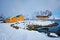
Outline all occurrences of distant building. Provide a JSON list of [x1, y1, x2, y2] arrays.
[[36, 10, 52, 20], [36, 16, 48, 20]]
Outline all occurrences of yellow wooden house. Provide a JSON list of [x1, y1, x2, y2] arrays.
[[6, 15, 24, 23], [11, 17, 18, 23], [5, 18, 11, 23], [18, 15, 24, 21]]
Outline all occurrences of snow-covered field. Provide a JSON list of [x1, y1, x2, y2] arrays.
[[0, 20, 60, 40]]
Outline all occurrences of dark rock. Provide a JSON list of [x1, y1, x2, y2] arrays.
[[41, 22, 58, 28], [13, 26, 19, 29], [51, 22, 59, 26], [27, 22, 58, 30], [10, 24, 19, 29], [11, 24, 14, 27], [27, 25, 42, 30], [56, 29, 60, 36]]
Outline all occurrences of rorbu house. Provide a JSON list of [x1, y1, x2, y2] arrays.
[[5, 15, 24, 23], [11, 16, 18, 23], [5, 18, 11, 23], [36, 15, 48, 20], [16, 15, 24, 21], [5, 17, 18, 23], [36, 10, 52, 20]]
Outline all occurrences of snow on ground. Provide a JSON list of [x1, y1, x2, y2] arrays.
[[0, 20, 60, 40], [49, 33, 58, 37], [15, 20, 55, 29], [24, 20, 55, 26]]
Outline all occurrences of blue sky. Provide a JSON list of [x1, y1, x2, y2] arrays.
[[0, 0, 60, 19]]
